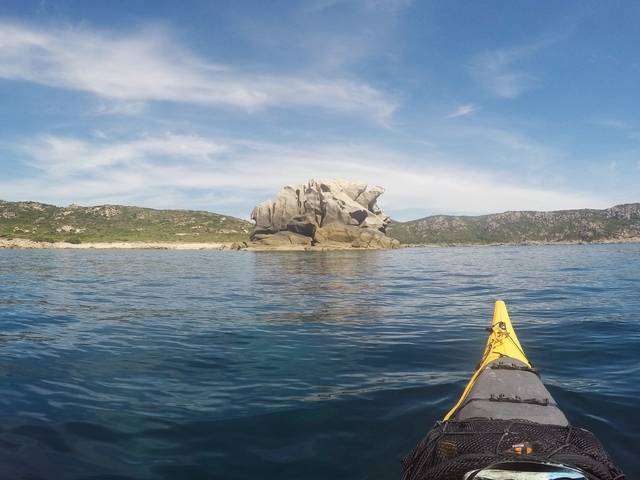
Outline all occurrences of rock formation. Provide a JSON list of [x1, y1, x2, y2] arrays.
[[250, 179, 400, 249]]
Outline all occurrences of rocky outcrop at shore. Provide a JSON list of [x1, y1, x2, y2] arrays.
[[250, 179, 400, 249]]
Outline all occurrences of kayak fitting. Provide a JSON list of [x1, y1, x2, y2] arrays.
[[401, 300, 625, 480]]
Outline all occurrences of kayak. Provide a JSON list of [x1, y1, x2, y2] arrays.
[[402, 300, 625, 480]]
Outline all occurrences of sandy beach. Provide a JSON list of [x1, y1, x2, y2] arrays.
[[0, 238, 241, 250]]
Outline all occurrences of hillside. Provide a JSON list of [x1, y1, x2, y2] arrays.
[[387, 204, 640, 245], [0, 201, 251, 244], [3, 200, 640, 247]]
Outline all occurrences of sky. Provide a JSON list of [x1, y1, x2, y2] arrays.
[[0, 0, 639, 220]]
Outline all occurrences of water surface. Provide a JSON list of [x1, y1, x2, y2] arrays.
[[0, 245, 637, 479]]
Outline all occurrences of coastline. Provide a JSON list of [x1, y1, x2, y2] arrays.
[[0, 238, 388, 251], [0, 238, 241, 250], [2, 237, 640, 250], [401, 237, 640, 248]]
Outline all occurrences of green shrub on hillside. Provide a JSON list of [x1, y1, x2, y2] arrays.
[[0, 201, 252, 244]]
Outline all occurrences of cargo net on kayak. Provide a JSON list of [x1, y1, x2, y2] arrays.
[[402, 419, 625, 480]]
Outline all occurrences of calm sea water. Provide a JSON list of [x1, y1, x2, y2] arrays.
[[0, 245, 637, 479]]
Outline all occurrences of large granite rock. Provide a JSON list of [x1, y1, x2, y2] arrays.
[[250, 179, 399, 249]]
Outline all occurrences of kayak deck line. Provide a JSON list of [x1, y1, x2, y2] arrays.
[[488, 363, 539, 375], [444, 300, 532, 421], [462, 395, 559, 407]]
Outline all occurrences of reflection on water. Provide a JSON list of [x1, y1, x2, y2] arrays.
[[251, 251, 389, 324], [0, 245, 638, 479]]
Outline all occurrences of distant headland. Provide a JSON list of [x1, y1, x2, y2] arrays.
[[388, 203, 640, 246], [1, 180, 639, 250]]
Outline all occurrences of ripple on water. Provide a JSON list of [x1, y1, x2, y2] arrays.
[[0, 245, 638, 479]]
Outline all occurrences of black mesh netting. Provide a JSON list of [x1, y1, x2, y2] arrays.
[[402, 420, 625, 480]]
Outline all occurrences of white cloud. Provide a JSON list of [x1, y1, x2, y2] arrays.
[[3, 133, 608, 219], [446, 104, 477, 119], [0, 21, 395, 121], [20, 133, 226, 176]]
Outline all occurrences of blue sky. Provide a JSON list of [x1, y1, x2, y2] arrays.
[[0, 0, 638, 220]]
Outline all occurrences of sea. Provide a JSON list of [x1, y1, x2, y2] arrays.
[[0, 244, 637, 479]]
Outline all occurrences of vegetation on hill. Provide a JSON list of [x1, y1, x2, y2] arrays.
[[387, 204, 640, 245], [0, 201, 251, 243], [3, 199, 640, 246]]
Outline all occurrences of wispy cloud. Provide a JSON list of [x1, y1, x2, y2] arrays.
[[303, 0, 413, 14], [5, 132, 606, 219], [590, 117, 640, 140], [20, 133, 227, 176], [95, 101, 148, 116], [591, 118, 630, 130], [469, 38, 558, 99], [0, 21, 396, 121], [446, 104, 477, 119]]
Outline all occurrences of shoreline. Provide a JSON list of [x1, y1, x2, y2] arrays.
[[0, 238, 241, 250], [2, 237, 640, 251], [0, 238, 389, 251], [401, 237, 640, 248]]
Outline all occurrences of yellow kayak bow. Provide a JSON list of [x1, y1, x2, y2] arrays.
[[444, 300, 532, 420]]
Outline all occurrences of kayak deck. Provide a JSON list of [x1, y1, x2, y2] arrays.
[[452, 357, 568, 425], [445, 300, 568, 426]]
